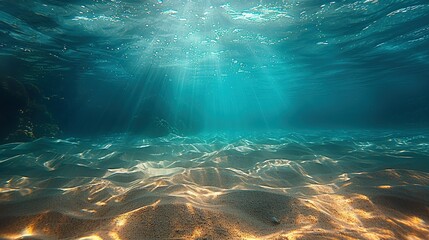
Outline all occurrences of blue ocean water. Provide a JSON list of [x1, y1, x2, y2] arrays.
[[1, 0, 429, 239], [1, 0, 429, 134]]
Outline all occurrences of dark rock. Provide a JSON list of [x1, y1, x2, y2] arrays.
[[0, 77, 29, 140], [144, 117, 174, 137], [0, 77, 29, 111], [24, 82, 43, 103], [1, 77, 61, 143], [33, 123, 61, 138], [271, 216, 281, 225], [6, 129, 35, 142]]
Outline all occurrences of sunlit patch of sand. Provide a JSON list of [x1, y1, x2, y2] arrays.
[[1, 187, 428, 239], [1, 132, 429, 239]]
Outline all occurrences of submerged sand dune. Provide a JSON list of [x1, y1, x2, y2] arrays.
[[1, 131, 429, 239]]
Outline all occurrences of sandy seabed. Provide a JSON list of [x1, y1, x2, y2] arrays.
[[0, 131, 428, 239]]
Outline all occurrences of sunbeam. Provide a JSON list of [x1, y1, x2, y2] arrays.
[[1, 0, 429, 239]]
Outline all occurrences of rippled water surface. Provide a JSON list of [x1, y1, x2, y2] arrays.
[[1, 0, 429, 129]]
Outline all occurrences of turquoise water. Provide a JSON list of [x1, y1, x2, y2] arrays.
[[1, 0, 429, 239], [1, 0, 429, 135]]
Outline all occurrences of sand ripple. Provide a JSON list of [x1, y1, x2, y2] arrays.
[[1, 130, 429, 239]]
